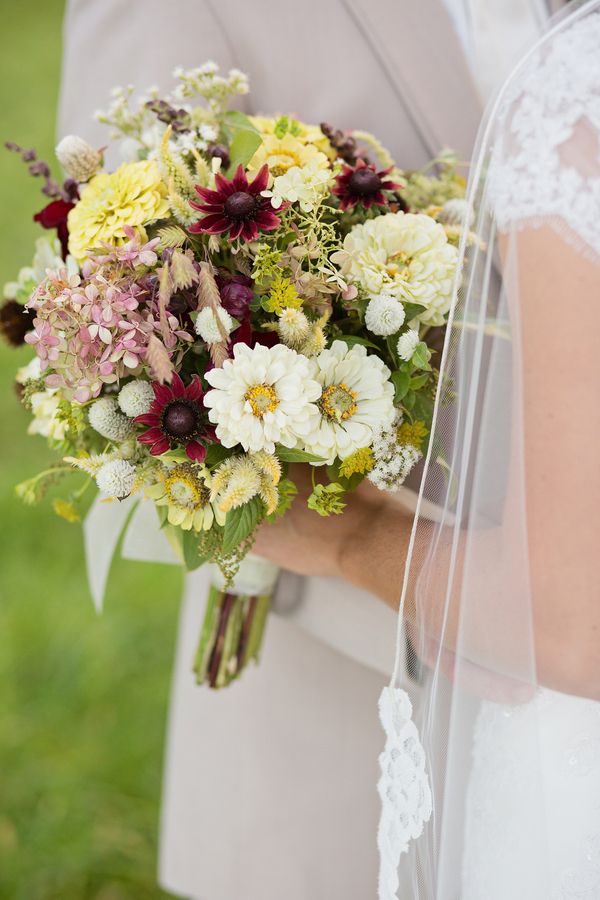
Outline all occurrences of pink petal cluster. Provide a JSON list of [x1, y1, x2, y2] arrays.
[[26, 252, 192, 403]]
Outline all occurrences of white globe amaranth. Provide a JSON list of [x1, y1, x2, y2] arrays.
[[365, 294, 405, 336], [306, 340, 396, 464], [195, 306, 234, 344], [204, 342, 322, 454], [95, 459, 136, 498], [117, 379, 155, 417], [438, 197, 474, 228], [332, 211, 458, 327], [88, 397, 135, 441], [397, 328, 420, 362], [55, 135, 102, 182]]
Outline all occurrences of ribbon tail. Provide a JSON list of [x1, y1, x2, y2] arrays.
[[83, 495, 139, 614]]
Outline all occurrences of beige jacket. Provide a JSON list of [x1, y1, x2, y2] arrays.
[[60, 3, 481, 898]]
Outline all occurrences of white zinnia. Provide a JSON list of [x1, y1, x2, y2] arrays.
[[88, 397, 135, 441], [118, 379, 155, 417], [204, 343, 322, 454], [397, 328, 420, 362], [195, 306, 234, 344], [96, 459, 136, 498], [332, 211, 458, 327], [365, 294, 405, 336], [306, 340, 395, 464]]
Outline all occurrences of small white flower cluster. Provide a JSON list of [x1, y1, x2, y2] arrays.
[[171, 63, 249, 111], [264, 159, 333, 213], [367, 415, 421, 492], [195, 307, 234, 344], [88, 397, 135, 441], [118, 379, 155, 417]]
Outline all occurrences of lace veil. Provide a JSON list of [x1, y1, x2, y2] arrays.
[[379, 2, 600, 897]]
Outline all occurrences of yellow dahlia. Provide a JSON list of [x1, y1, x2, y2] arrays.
[[67, 161, 169, 261]]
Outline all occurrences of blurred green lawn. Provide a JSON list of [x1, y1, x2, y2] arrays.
[[0, 4, 181, 898]]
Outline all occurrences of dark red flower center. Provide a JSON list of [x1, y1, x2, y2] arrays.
[[348, 168, 382, 196], [162, 400, 200, 439], [224, 191, 257, 220]]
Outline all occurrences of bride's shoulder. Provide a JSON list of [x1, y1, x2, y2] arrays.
[[488, 8, 600, 256]]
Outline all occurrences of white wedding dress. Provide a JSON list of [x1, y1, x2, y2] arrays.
[[454, 11, 600, 900]]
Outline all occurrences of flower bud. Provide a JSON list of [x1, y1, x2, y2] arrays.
[[55, 135, 102, 182]]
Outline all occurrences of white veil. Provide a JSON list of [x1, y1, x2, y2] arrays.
[[381, 2, 600, 897]]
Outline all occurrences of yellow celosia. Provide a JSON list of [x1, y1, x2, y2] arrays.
[[262, 274, 303, 315], [67, 160, 169, 261], [211, 452, 281, 515], [339, 447, 375, 479]]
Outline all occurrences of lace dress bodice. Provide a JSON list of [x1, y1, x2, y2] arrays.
[[488, 12, 600, 260]]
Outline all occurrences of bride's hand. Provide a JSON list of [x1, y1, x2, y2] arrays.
[[252, 464, 410, 603]]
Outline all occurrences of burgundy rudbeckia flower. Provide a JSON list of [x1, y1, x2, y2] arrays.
[[189, 164, 281, 242], [332, 158, 402, 212], [34, 198, 75, 259], [135, 373, 215, 462]]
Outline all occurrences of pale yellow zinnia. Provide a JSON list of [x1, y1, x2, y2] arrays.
[[67, 160, 169, 261], [250, 115, 334, 159], [248, 132, 330, 177]]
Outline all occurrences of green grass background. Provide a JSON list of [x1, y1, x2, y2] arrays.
[[0, 3, 181, 897]]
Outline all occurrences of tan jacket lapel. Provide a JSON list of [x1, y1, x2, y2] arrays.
[[344, 0, 482, 161]]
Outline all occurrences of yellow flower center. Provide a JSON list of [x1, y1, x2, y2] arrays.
[[164, 465, 209, 509], [319, 383, 358, 423], [266, 148, 302, 177], [245, 384, 280, 418], [387, 250, 412, 280]]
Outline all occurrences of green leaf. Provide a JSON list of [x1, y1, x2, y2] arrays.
[[204, 443, 235, 468], [409, 373, 430, 391], [223, 110, 258, 132], [391, 370, 411, 402], [402, 302, 427, 322], [411, 392, 435, 426], [336, 334, 381, 351], [403, 390, 416, 411], [181, 528, 205, 571], [275, 446, 327, 464], [228, 128, 263, 172], [221, 496, 265, 557], [412, 341, 432, 370], [223, 112, 263, 173]]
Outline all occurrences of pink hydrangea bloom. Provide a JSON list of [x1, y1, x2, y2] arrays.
[[26, 242, 192, 403]]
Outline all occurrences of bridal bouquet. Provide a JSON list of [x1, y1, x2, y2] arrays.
[[2, 64, 468, 687]]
